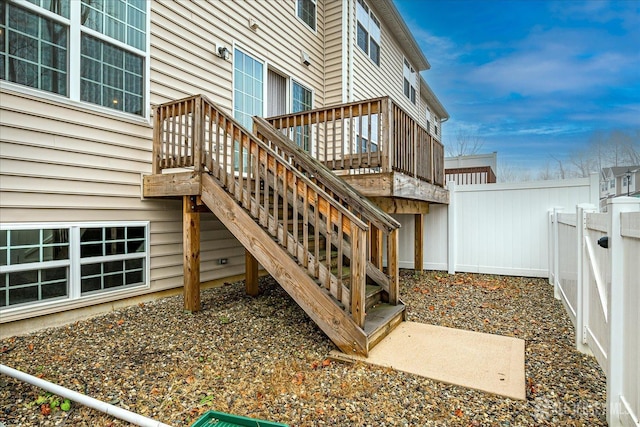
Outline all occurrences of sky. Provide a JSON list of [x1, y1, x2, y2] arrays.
[[394, 0, 640, 174]]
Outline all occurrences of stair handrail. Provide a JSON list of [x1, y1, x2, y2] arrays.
[[253, 117, 400, 234], [154, 94, 370, 326]]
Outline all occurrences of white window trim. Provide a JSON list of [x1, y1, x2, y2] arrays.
[[295, 0, 317, 33], [1, 0, 151, 121], [0, 221, 150, 319]]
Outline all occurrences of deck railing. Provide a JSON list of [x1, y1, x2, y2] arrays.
[[265, 96, 445, 187], [152, 95, 401, 328]]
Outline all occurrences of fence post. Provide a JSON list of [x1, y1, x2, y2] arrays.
[[548, 210, 554, 285], [606, 197, 640, 427], [552, 207, 563, 299], [447, 181, 456, 275], [575, 203, 596, 354]]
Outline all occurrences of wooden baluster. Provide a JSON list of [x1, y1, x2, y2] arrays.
[[387, 228, 399, 305], [314, 192, 320, 278], [283, 168, 289, 250], [357, 104, 363, 170], [194, 97, 202, 173], [367, 103, 372, 167], [272, 156, 279, 236], [262, 149, 270, 228], [325, 202, 332, 291], [336, 211, 343, 303], [350, 224, 366, 328], [292, 174, 299, 259], [153, 105, 162, 174], [303, 182, 309, 269]]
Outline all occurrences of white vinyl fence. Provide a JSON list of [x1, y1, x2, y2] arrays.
[[396, 174, 600, 276], [550, 197, 640, 427]]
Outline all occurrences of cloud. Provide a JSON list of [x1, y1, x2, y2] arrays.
[[467, 27, 638, 97]]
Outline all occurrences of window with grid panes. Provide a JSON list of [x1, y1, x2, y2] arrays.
[[0, 223, 148, 311], [297, 0, 316, 31], [356, 0, 380, 65], [403, 58, 416, 104], [0, 0, 147, 116]]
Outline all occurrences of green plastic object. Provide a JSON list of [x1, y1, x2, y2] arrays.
[[190, 410, 289, 427]]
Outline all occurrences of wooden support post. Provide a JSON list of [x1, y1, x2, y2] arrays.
[[387, 228, 399, 304], [370, 225, 383, 268], [245, 249, 259, 296], [183, 195, 201, 312], [414, 213, 424, 273]]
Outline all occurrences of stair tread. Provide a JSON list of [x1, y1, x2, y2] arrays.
[[363, 303, 405, 336]]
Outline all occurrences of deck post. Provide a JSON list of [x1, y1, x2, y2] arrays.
[[414, 213, 424, 272], [387, 228, 399, 304], [193, 97, 203, 173], [183, 195, 201, 312], [152, 105, 162, 175], [380, 97, 393, 174], [245, 249, 259, 296]]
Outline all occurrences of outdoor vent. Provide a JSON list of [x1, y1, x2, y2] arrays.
[[301, 50, 311, 66]]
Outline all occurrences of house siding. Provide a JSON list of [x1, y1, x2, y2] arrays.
[[0, 0, 326, 327], [324, 1, 345, 104], [347, 0, 423, 125], [1, 0, 446, 332], [151, 0, 326, 108]]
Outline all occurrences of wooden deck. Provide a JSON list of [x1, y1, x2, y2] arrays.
[[143, 95, 410, 356], [265, 96, 448, 209]]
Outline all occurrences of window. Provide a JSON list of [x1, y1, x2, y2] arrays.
[[355, 114, 379, 153], [233, 48, 263, 171], [292, 80, 312, 151], [0, 0, 148, 116], [1, 223, 148, 310], [356, 0, 380, 65], [233, 48, 263, 130], [403, 58, 416, 104], [297, 0, 316, 31]]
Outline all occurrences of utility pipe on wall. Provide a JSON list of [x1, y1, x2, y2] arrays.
[[0, 364, 172, 427]]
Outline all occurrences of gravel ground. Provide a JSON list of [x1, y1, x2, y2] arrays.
[[0, 271, 606, 426]]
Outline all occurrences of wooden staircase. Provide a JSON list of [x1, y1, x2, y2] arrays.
[[144, 95, 404, 356]]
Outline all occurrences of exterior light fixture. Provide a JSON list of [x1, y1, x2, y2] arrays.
[[625, 169, 632, 197], [217, 46, 230, 60]]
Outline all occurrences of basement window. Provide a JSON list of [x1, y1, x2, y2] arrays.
[[0, 222, 149, 311]]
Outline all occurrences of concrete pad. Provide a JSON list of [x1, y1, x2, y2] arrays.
[[331, 322, 525, 400]]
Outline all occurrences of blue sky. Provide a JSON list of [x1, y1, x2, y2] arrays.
[[394, 0, 640, 172]]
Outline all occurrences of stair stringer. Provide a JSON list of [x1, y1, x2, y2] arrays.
[[201, 173, 369, 356]]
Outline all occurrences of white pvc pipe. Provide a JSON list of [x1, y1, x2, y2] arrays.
[[0, 364, 172, 427]]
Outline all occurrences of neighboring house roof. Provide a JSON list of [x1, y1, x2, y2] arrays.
[[420, 76, 449, 120], [601, 166, 639, 180], [370, 0, 430, 71]]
